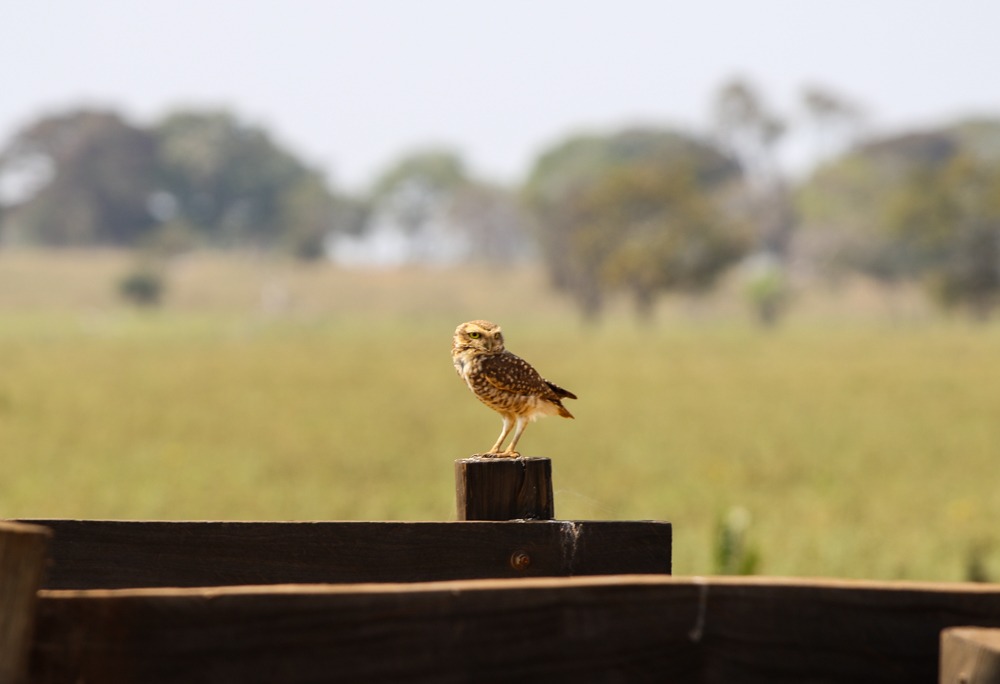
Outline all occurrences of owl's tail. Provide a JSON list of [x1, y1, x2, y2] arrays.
[[545, 380, 577, 401], [545, 380, 576, 419]]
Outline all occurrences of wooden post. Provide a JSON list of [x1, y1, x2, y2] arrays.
[[0, 521, 51, 684], [940, 627, 1000, 684], [455, 456, 554, 521]]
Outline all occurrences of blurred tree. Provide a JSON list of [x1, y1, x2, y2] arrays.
[[447, 181, 533, 262], [589, 165, 748, 320], [0, 109, 158, 246], [370, 148, 467, 233], [800, 83, 866, 161], [797, 119, 1000, 319], [884, 154, 1000, 319], [524, 127, 745, 320], [713, 77, 786, 190], [153, 110, 338, 257], [352, 148, 532, 265], [712, 77, 794, 257], [359, 148, 470, 263], [279, 174, 337, 260], [329, 191, 372, 238], [0, 106, 357, 259], [797, 126, 963, 282]]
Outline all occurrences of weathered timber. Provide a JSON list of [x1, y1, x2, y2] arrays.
[[940, 627, 1000, 684], [21, 519, 671, 589], [30, 577, 702, 684], [0, 521, 51, 684], [28, 576, 1000, 684], [692, 576, 1000, 684], [455, 456, 554, 520]]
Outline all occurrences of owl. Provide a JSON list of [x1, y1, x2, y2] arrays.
[[452, 320, 577, 457]]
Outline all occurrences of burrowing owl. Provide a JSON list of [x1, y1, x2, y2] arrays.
[[452, 320, 577, 457]]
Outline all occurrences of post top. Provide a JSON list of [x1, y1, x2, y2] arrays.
[[455, 455, 552, 463]]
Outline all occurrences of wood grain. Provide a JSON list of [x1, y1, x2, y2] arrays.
[[455, 456, 554, 520], [0, 521, 51, 684], [940, 627, 1000, 684], [21, 519, 671, 589], [30, 577, 703, 684], [28, 576, 1000, 684], [696, 577, 1000, 683]]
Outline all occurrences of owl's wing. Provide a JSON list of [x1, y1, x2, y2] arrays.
[[478, 352, 552, 396]]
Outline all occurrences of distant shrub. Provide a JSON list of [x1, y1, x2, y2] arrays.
[[743, 253, 790, 327], [118, 266, 165, 306], [964, 541, 995, 583], [713, 506, 761, 575]]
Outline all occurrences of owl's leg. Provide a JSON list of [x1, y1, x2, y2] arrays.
[[486, 414, 514, 456], [502, 416, 529, 457]]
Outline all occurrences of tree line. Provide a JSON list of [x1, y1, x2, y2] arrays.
[[0, 109, 365, 259], [2, 77, 1000, 320]]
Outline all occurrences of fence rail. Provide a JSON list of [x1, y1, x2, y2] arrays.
[[26, 574, 1000, 684], [20, 519, 671, 589]]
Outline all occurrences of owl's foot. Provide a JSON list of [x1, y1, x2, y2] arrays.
[[477, 451, 520, 459]]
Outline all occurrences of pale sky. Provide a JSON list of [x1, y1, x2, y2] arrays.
[[3, 0, 998, 190]]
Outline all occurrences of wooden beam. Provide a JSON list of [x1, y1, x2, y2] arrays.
[[693, 576, 1000, 683], [21, 520, 671, 589], [28, 576, 1000, 684], [455, 456, 554, 520], [940, 627, 1000, 684], [0, 521, 51, 684], [30, 577, 703, 684]]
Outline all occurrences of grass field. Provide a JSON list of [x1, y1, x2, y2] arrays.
[[1, 250, 999, 581]]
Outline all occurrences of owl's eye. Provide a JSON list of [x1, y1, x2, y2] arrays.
[[468, 331, 481, 339]]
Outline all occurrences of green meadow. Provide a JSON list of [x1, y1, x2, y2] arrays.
[[2, 251, 999, 582]]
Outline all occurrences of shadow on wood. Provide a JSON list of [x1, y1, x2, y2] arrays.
[[0, 521, 51, 684], [455, 456, 554, 520]]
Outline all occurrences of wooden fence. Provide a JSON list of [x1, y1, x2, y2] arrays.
[[23, 519, 672, 589], [0, 522, 50, 684], [3, 457, 1000, 682]]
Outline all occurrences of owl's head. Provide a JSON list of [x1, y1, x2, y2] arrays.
[[453, 320, 505, 354]]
